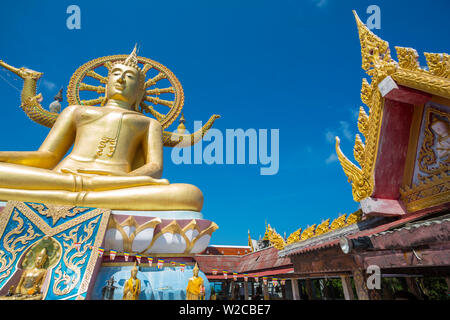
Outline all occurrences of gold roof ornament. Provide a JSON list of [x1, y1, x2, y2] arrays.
[[266, 211, 363, 250], [314, 219, 330, 236], [266, 224, 286, 250], [336, 11, 450, 202], [345, 209, 363, 225], [330, 214, 347, 231], [248, 230, 254, 252], [300, 225, 316, 241], [286, 227, 302, 245]]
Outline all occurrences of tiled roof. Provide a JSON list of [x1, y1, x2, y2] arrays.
[[280, 208, 447, 257], [195, 246, 292, 277]]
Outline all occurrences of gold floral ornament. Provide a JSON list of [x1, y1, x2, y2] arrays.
[[336, 11, 450, 202]]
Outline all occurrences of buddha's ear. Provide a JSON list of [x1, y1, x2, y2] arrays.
[[134, 89, 145, 112], [101, 84, 109, 106]]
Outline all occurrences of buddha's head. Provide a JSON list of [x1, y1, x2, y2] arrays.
[[34, 248, 48, 269], [105, 46, 146, 111], [131, 262, 138, 279], [193, 262, 199, 277]]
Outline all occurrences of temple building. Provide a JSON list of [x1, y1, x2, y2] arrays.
[[192, 11, 450, 300]]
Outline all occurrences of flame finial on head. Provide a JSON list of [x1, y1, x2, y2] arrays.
[[123, 44, 141, 71]]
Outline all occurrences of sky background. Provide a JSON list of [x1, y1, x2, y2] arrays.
[[0, 0, 449, 245]]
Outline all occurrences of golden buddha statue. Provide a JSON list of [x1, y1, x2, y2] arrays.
[[122, 262, 141, 300], [186, 263, 204, 300], [0, 248, 49, 300], [0, 47, 212, 211]]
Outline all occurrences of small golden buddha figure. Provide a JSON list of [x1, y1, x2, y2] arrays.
[[0, 47, 203, 211], [186, 263, 204, 300], [122, 263, 141, 300], [14, 248, 48, 299]]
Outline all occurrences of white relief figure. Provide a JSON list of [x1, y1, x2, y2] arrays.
[[430, 118, 450, 161]]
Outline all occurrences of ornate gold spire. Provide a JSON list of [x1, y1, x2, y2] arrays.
[[336, 11, 450, 203], [122, 44, 141, 72]]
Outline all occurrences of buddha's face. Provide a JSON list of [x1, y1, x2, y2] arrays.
[[34, 250, 47, 268], [106, 64, 140, 107], [131, 268, 138, 279]]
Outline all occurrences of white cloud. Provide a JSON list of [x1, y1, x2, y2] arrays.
[[325, 129, 335, 144], [312, 0, 328, 7], [349, 107, 359, 120], [339, 121, 352, 141], [325, 153, 338, 164], [42, 79, 56, 91], [325, 121, 352, 144]]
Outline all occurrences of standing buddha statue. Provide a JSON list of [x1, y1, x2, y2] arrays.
[[122, 262, 141, 300], [186, 263, 204, 300]]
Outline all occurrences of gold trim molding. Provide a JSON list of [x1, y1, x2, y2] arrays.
[[400, 172, 449, 212], [106, 216, 218, 255]]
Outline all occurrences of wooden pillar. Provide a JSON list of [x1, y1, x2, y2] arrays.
[[281, 281, 286, 299], [244, 281, 249, 300], [263, 281, 269, 300], [291, 278, 300, 300], [340, 275, 355, 300], [382, 278, 394, 300], [446, 278, 450, 296], [352, 269, 370, 300], [230, 281, 235, 300], [305, 278, 314, 300], [319, 279, 326, 300], [405, 277, 422, 299]]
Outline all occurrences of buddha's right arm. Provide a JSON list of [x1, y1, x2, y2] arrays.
[[0, 150, 59, 169], [0, 106, 77, 169]]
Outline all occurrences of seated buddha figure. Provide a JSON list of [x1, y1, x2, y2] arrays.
[[14, 248, 49, 299], [0, 49, 203, 211]]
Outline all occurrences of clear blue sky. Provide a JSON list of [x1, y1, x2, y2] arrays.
[[0, 0, 449, 245]]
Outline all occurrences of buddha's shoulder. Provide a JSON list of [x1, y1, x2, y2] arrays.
[[62, 104, 95, 114]]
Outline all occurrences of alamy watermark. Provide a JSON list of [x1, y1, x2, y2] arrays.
[[366, 265, 381, 290], [66, 5, 81, 30], [171, 122, 279, 176], [366, 5, 381, 30]]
